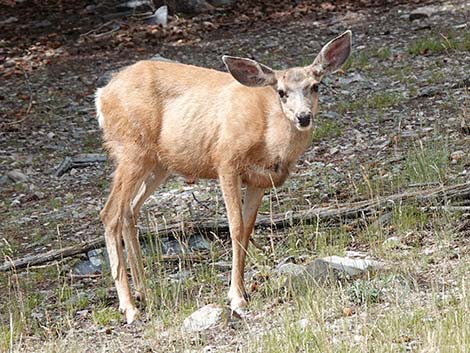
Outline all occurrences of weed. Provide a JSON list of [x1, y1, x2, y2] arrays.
[[402, 141, 449, 184], [91, 305, 121, 326], [347, 279, 383, 305]]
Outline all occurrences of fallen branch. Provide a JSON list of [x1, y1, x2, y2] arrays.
[[1, 182, 469, 272]]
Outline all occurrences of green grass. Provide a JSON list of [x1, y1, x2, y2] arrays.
[[408, 31, 470, 55], [403, 141, 449, 184], [311, 119, 342, 142], [336, 91, 403, 114], [92, 305, 121, 326]]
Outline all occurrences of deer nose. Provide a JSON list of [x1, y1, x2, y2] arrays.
[[296, 112, 312, 127]]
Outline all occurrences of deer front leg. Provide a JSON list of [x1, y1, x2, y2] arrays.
[[219, 172, 246, 312], [240, 185, 265, 274]]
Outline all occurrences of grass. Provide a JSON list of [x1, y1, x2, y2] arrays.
[[336, 91, 403, 114], [403, 141, 449, 184], [408, 31, 470, 55], [311, 119, 342, 142]]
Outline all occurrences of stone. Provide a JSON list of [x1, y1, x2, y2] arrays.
[[450, 150, 465, 162], [319, 256, 384, 276], [409, 6, 437, 21], [7, 170, 28, 183], [182, 304, 228, 333], [74, 260, 101, 275], [150, 54, 176, 63], [0, 175, 11, 186], [383, 236, 401, 247], [144, 5, 168, 27]]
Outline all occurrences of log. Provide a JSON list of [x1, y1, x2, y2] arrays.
[[1, 182, 469, 272]]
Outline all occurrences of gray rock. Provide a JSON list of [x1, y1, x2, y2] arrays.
[[74, 260, 102, 275], [409, 6, 437, 21], [383, 236, 401, 247], [7, 170, 29, 183], [182, 304, 228, 332], [150, 54, 177, 63], [318, 256, 384, 276], [88, 248, 109, 268], [144, 5, 168, 27], [0, 175, 11, 186]]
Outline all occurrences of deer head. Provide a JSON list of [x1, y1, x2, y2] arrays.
[[223, 30, 352, 131]]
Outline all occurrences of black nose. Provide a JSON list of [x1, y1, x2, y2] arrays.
[[296, 112, 312, 127]]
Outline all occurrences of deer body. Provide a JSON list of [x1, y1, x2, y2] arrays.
[[97, 31, 352, 323], [99, 61, 310, 187]]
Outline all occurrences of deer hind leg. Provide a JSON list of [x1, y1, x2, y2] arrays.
[[127, 165, 169, 301], [100, 159, 155, 324]]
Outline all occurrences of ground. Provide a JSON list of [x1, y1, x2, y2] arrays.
[[0, 0, 469, 352]]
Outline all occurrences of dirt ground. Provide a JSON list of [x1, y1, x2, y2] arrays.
[[0, 0, 469, 352]]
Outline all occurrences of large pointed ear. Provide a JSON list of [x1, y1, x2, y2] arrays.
[[310, 30, 352, 77], [222, 56, 277, 87]]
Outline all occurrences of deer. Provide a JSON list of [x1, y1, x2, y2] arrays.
[[96, 30, 352, 324]]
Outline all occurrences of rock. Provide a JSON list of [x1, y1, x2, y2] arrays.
[[450, 150, 465, 162], [74, 260, 102, 275], [188, 234, 210, 251], [182, 304, 228, 333], [383, 236, 401, 247], [297, 318, 309, 332], [144, 5, 168, 27], [0, 17, 18, 25], [88, 248, 109, 268], [318, 256, 384, 276], [7, 170, 28, 183], [409, 6, 437, 21], [150, 54, 177, 63], [0, 175, 11, 186]]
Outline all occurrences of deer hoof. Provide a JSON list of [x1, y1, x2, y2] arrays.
[[230, 296, 248, 314], [122, 306, 141, 324]]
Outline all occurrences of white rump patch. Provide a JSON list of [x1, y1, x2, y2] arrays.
[[95, 88, 105, 128]]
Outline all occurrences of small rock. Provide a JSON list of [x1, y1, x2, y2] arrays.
[[144, 5, 168, 26], [76, 309, 89, 317], [409, 6, 437, 21], [150, 54, 177, 63], [182, 304, 228, 333], [275, 262, 305, 276], [74, 260, 102, 275], [450, 150, 465, 162], [88, 248, 109, 268], [0, 175, 11, 186], [317, 256, 384, 277], [7, 170, 29, 183], [297, 318, 309, 332], [383, 236, 401, 247], [0, 17, 18, 25]]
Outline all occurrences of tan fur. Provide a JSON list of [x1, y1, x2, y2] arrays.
[[97, 31, 352, 323]]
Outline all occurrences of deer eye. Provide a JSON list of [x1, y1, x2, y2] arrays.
[[311, 84, 319, 93], [278, 89, 286, 98]]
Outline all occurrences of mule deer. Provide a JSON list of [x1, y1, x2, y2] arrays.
[[96, 30, 352, 323]]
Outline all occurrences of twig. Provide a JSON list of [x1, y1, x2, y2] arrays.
[[1, 183, 469, 272]]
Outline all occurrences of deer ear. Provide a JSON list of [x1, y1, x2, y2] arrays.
[[310, 30, 352, 77], [222, 56, 276, 87]]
